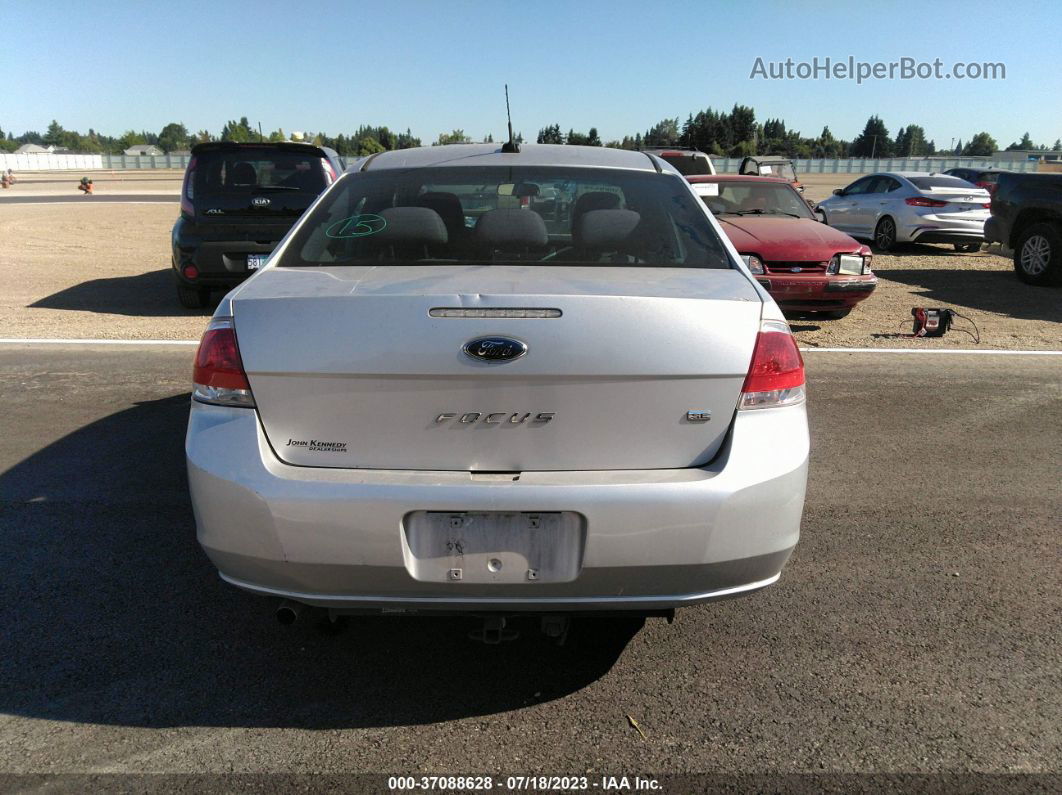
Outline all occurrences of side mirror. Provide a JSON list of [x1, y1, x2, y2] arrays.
[[832, 188, 844, 196]]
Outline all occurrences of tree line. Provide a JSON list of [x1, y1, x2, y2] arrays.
[[2, 111, 1059, 159], [539, 109, 1061, 159]]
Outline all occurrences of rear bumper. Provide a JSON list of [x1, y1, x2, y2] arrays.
[[171, 218, 283, 288], [898, 216, 986, 244], [186, 401, 808, 612], [757, 274, 876, 311], [983, 216, 1006, 245]]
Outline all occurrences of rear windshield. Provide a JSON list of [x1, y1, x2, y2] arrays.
[[285, 166, 731, 269], [696, 180, 813, 219], [752, 161, 797, 181], [908, 176, 975, 190], [658, 153, 713, 176], [193, 150, 326, 197]]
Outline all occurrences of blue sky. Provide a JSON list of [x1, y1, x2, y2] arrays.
[[3, 0, 1060, 149]]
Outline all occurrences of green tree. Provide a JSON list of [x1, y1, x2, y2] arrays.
[[221, 117, 255, 142], [895, 124, 927, 156], [850, 116, 892, 157], [434, 129, 471, 146], [118, 130, 147, 150], [157, 122, 191, 152], [1005, 132, 1035, 151], [644, 117, 680, 147], [962, 132, 998, 157], [1053, 139, 1062, 151], [43, 120, 65, 147], [536, 124, 564, 144], [356, 136, 386, 156]]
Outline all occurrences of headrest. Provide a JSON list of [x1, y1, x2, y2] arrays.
[[416, 192, 465, 231], [572, 191, 621, 222], [573, 209, 642, 249], [475, 209, 548, 249], [230, 161, 256, 186], [375, 207, 448, 245]]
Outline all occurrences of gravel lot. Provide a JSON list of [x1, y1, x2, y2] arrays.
[[1, 181, 1058, 348]]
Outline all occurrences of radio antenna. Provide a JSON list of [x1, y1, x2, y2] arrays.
[[501, 84, 520, 153]]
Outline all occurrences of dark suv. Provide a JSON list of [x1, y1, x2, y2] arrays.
[[943, 167, 1010, 195], [171, 141, 343, 307], [641, 148, 716, 176]]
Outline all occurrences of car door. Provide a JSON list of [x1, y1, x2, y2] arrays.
[[866, 176, 904, 230], [827, 176, 875, 232]]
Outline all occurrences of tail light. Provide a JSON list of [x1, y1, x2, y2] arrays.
[[180, 156, 197, 217], [321, 158, 337, 184], [192, 317, 255, 408], [739, 320, 806, 410], [905, 197, 947, 208], [981, 203, 991, 209]]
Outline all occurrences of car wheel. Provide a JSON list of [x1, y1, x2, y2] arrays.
[[954, 242, 981, 253], [821, 308, 851, 319], [1014, 223, 1062, 286], [873, 217, 897, 252], [177, 284, 211, 309]]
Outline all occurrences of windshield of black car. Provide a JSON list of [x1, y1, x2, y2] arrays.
[[286, 166, 732, 269], [908, 176, 977, 190], [698, 181, 813, 219], [193, 150, 327, 196]]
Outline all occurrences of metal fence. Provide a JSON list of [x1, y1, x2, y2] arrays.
[[710, 157, 1040, 174], [0, 151, 1043, 174]]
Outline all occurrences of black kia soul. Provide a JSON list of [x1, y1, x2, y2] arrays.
[[171, 141, 343, 308]]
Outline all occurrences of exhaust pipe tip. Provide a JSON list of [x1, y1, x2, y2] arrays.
[[275, 600, 303, 626]]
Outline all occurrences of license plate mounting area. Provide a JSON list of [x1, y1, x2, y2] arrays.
[[402, 511, 584, 584]]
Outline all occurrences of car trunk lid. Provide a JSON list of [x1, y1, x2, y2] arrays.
[[231, 265, 763, 471]]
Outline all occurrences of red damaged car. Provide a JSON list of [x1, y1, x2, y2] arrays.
[[689, 175, 876, 318]]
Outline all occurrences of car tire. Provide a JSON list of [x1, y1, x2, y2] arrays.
[[177, 284, 211, 309], [954, 242, 981, 253], [821, 308, 851, 319], [873, 217, 897, 252], [1013, 223, 1062, 286]]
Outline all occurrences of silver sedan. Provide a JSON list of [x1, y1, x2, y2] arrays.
[[816, 172, 991, 252], [185, 144, 809, 628]]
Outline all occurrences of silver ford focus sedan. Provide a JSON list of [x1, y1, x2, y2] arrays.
[[186, 144, 809, 623]]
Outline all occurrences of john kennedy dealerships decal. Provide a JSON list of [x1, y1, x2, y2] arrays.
[[286, 438, 349, 453]]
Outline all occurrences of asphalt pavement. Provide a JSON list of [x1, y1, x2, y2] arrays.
[[0, 346, 1059, 782]]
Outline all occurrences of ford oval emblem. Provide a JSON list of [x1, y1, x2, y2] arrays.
[[462, 336, 527, 363]]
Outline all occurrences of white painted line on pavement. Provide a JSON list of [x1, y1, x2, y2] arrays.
[[801, 347, 1062, 356], [0, 200, 176, 205], [2, 339, 1061, 356], [0, 338, 198, 346]]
